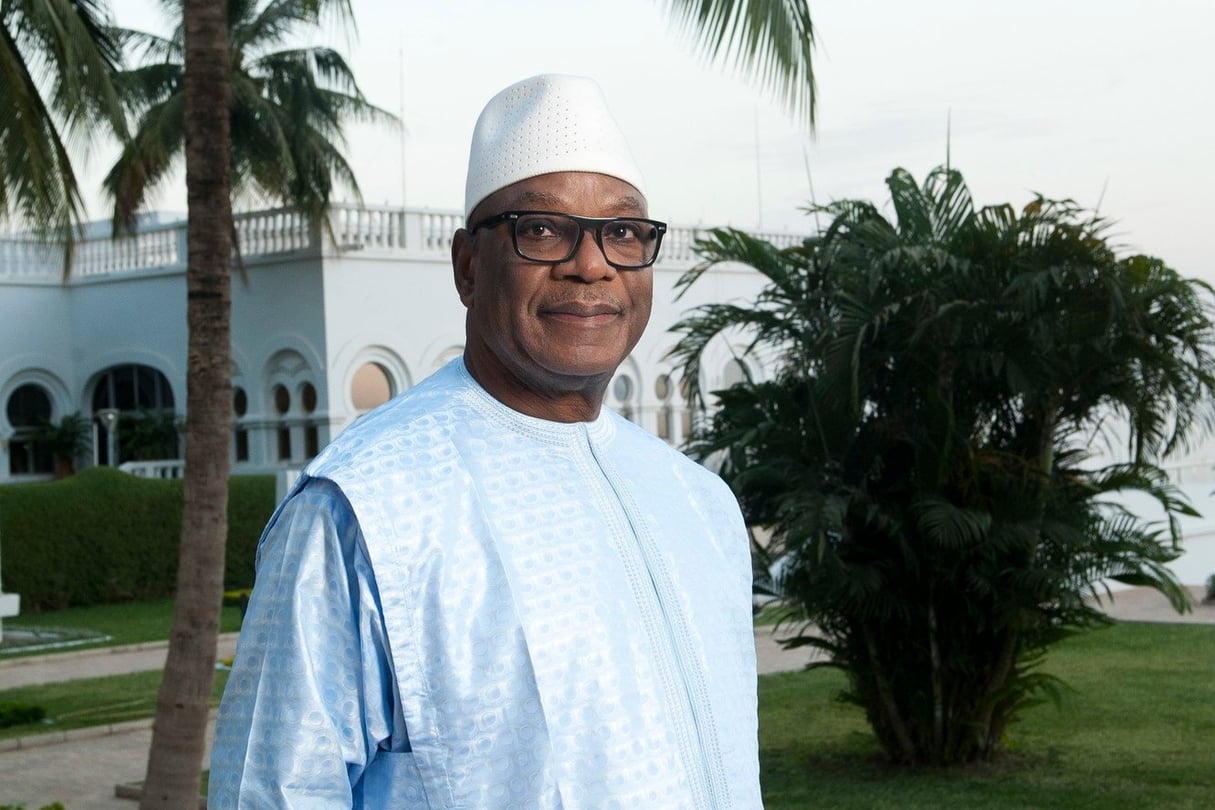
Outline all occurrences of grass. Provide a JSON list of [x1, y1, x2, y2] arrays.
[[0, 669, 229, 742], [2, 597, 243, 656], [760, 622, 1215, 809], [2, 610, 1213, 808], [0, 599, 241, 742]]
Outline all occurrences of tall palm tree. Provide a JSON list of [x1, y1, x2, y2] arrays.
[[131, 0, 385, 805], [0, 0, 126, 262], [137, 0, 233, 804], [670, 166, 1215, 765], [105, 0, 393, 232]]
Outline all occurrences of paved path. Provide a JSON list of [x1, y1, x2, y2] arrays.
[[0, 634, 241, 691], [0, 587, 1211, 809]]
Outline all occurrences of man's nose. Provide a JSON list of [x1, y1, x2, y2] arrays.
[[554, 227, 616, 282]]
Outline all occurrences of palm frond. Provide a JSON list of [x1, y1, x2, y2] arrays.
[[660, 0, 816, 127], [105, 0, 395, 233]]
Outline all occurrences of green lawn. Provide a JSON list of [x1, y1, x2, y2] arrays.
[[0, 669, 229, 742], [2, 615, 1213, 808], [1, 597, 243, 655], [760, 622, 1215, 809]]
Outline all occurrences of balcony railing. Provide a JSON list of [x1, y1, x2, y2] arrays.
[[0, 203, 808, 284]]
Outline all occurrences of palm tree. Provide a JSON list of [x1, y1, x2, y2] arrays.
[[670, 166, 1215, 765], [136, 0, 233, 804], [105, 0, 394, 232], [0, 0, 126, 263], [131, 0, 387, 804]]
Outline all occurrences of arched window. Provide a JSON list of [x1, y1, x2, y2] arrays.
[[352, 362, 393, 412], [654, 373, 674, 441], [6, 383, 53, 474], [265, 349, 323, 464], [92, 364, 175, 413], [300, 382, 319, 458], [272, 384, 291, 415], [680, 375, 694, 438], [609, 372, 636, 422], [272, 384, 292, 460], [91, 364, 177, 465], [233, 386, 250, 462]]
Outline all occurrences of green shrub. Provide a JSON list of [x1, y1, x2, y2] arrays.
[[225, 475, 274, 592], [0, 702, 46, 728], [0, 467, 274, 611]]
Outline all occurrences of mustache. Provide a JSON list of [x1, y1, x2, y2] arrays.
[[539, 294, 625, 315]]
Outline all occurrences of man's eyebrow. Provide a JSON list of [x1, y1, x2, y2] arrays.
[[512, 190, 647, 215], [512, 190, 565, 208], [604, 195, 646, 215]]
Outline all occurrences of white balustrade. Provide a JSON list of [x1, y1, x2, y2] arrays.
[[420, 211, 461, 252], [0, 204, 810, 282], [660, 225, 705, 264], [0, 238, 62, 281], [236, 208, 313, 256]]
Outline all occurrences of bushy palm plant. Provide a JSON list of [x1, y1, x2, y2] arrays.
[[670, 166, 1215, 765], [104, 0, 395, 231]]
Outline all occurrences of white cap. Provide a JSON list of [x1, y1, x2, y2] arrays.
[[463, 74, 647, 220]]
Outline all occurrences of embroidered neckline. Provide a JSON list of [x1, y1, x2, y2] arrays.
[[451, 357, 616, 446]]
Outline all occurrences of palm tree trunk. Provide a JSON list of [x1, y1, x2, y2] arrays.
[[864, 627, 916, 763], [927, 598, 945, 764], [139, 0, 232, 807]]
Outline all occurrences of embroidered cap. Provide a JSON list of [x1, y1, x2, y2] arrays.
[[464, 74, 647, 220]]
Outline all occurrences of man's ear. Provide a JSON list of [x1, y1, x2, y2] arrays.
[[452, 228, 476, 307]]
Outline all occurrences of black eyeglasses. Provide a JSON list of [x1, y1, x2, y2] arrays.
[[469, 210, 667, 269]]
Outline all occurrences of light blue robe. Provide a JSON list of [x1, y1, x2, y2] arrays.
[[209, 359, 762, 808]]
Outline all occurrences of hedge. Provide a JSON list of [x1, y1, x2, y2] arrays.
[[0, 467, 275, 612]]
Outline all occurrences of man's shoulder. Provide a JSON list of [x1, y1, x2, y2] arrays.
[[308, 361, 471, 475]]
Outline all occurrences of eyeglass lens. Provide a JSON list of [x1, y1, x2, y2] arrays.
[[514, 214, 660, 268]]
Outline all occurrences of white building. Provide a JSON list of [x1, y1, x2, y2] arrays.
[[0, 204, 800, 484], [3, 205, 1212, 594]]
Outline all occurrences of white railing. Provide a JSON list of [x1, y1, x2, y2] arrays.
[[328, 205, 460, 253], [0, 204, 810, 283], [331, 205, 407, 250], [118, 460, 185, 479], [75, 225, 184, 278], [236, 208, 314, 256], [0, 238, 62, 279], [420, 210, 461, 252]]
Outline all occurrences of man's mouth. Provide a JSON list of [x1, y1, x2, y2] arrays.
[[542, 301, 621, 321]]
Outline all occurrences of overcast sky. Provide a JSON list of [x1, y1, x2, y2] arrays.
[[98, 0, 1213, 279]]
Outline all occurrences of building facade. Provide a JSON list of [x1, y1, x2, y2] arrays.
[[0, 204, 800, 484]]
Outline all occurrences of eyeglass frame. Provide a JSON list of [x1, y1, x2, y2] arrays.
[[468, 210, 668, 270]]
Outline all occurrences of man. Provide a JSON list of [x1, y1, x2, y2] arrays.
[[209, 74, 762, 809]]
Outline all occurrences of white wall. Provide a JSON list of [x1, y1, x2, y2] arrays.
[[0, 206, 781, 480]]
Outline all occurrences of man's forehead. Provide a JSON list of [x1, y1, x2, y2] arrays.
[[483, 173, 647, 218]]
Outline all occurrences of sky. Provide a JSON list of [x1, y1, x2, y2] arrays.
[[96, 0, 1214, 279]]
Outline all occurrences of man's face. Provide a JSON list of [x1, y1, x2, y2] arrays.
[[453, 171, 654, 419]]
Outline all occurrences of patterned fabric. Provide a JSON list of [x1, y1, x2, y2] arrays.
[[210, 359, 761, 808]]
